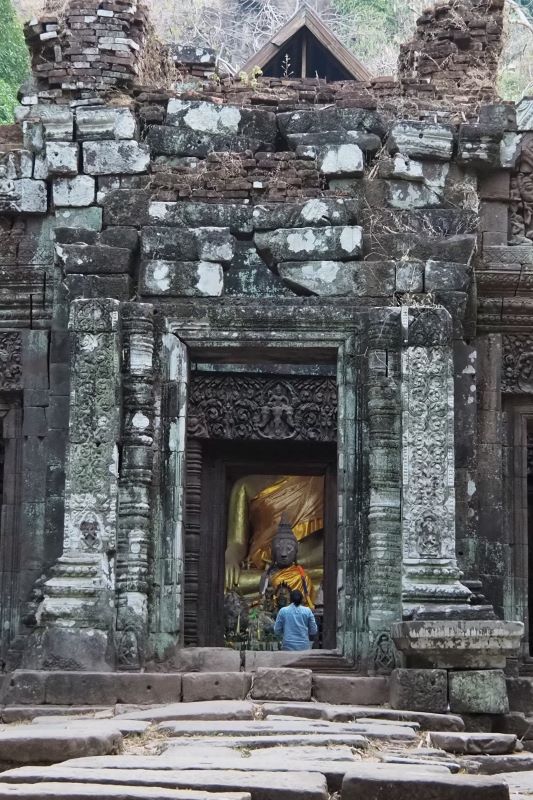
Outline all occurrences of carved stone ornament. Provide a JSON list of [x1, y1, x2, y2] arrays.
[[502, 334, 533, 393], [188, 374, 337, 442], [0, 332, 22, 390], [402, 347, 454, 561], [511, 134, 533, 244]]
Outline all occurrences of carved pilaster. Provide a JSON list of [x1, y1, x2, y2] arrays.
[[0, 332, 22, 390], [366, 312, 402, 672], [115, 303, 155, 670], [35, 299, 122, 669], [401, 307, 470, 609]]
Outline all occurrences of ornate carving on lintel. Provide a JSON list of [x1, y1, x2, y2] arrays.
[[187, 374, 337, 442]]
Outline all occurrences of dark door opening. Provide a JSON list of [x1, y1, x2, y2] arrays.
[[185, 439, 337, 649]]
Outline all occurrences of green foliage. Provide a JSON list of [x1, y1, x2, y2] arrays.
[[0, 0, 29, 124]]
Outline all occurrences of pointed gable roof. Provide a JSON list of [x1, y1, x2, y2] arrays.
[[241, 5, 372, 82]]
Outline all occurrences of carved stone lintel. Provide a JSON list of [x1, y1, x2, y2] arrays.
[[401, 344, 470, 608], [188, 374, 337, 442]]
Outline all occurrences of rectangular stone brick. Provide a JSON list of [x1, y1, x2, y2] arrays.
[[182, 673, 252, 702], [251, 668, 312, 701], [390, 669, 448, 713], [449, 670, 509, 714], [312, 676, 389, 706]]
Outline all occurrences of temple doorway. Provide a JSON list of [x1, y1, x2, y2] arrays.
[[184, 439, 337, 649]]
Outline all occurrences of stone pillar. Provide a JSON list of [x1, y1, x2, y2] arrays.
[[115, 303, 155, 670], [400, 307, 471, 612], [30, 299, 122, 670]]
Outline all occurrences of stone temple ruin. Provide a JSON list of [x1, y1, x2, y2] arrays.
[[0, 0, 533, 726]]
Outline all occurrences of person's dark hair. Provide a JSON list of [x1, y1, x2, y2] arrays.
[[290, 589, 303, 606]]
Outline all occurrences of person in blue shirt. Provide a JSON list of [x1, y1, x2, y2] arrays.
[[274, 589, 318, 651]]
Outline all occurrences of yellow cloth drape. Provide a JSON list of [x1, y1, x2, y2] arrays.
[[270, 565, 315, 609], [247, 475, 324, 568]]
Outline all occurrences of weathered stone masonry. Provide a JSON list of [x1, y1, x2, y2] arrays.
[[0, 0, 529, 690]]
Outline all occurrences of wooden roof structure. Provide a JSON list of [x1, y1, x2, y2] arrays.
[[241, 5, 372, 83]]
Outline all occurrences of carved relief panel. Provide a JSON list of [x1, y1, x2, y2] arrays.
[[187, 374, 337, 442]]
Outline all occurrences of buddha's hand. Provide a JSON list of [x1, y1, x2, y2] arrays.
[[224, 547, 243, 590]]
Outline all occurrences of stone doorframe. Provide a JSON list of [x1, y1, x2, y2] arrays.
[[32, 298, 468, 674]]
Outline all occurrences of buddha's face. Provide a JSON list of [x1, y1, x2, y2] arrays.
[[272, 536, 297, 567]]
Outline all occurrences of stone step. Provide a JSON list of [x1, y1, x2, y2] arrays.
[[429, 732, 518, 756], [67, 733, 371, 752], [500, 771, 533, 798], [30, 718, 150, 736], [0, 783, 251, 800], [0, 723, 122, 767], [260, 702, 465, 731], [341, 763, 509, 800], [459, 753, 533, 775], [379, 755, 461, 773], [117, 701, 254, 722], [2, 706, 115, 724], [155, 719, 417, 742], [0, 767, 329, 800]]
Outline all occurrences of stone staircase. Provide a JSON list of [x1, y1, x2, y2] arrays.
[[0, 671, 533, 798]]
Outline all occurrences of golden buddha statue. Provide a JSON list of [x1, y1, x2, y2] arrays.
[[224, 474, 324, 600]]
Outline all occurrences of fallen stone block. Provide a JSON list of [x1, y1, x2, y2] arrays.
[[181, 673, 252, 703], [429, 732, 517, 755], [116, 701, 254, 723], [312, 676, 389, 706], [76, 108, 137, 141], [388, 121, 455, 161], [2, 767, 328, 800], [251, 668, 312, 701], [0, 724, 122, 767], [252, 198, 359, 230], [83, 141, 150, 175], [449, 671, 509, 715], [0, 780, 249, 800], [53, 176, 95, 207], [255, 226, 363, 265], [341, 763, 509, 800], [278, 260, 394, 296], [140, 259, 223, 297], [390, 669, 448, 713], [45, 142, 79, 176]]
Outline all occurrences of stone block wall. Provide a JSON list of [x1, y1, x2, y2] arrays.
[[0, 0, 530, 670]]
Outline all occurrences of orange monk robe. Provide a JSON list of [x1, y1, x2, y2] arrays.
[[270, 564, 315, 609], [247, 475, 324, 569]]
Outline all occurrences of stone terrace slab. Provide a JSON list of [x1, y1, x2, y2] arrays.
[[155, 719, 417, 741], [459, 754, 533, 775], [0, 783, 250, 800], [260, 702, 465, 731], [0, 724, 122, 766], [341, 764, 510, 800], [0, 768, 328, 800], [116, 702, 255, 722]]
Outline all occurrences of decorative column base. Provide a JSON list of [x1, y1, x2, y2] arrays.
[[392, 619, 524, 669]]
